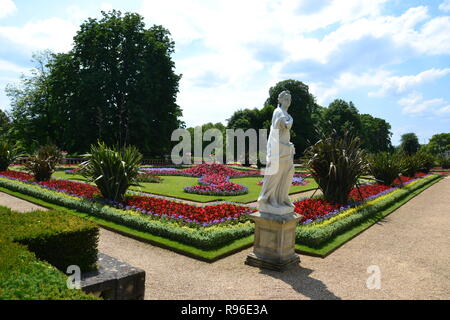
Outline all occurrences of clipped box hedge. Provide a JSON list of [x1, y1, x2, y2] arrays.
[[0, 240, 97, 300], [0, 206, 99, 300], [0, 208, 99, 272]]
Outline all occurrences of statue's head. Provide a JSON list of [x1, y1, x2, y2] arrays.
[[278, 90, 291, 109]]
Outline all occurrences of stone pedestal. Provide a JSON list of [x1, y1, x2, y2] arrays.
[[246, 211, 301, 272]]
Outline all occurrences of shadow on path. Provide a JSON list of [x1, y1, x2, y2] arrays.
[[260, 265, 341, 300]]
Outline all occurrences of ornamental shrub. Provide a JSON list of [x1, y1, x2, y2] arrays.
[[0, 140, 22, 171], [0, 208, 98, 272], [24, 144, 62, 181], [400, 152, 434, 177], [304, 131, 369, 204], [369, 152, 403, 186], [439, 155, 450, 169], [414, 151, 435, 173], [81, 142, 142, 202]]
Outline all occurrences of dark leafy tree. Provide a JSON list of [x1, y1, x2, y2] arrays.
[[360, 114, 393, 153], [423, 133, 450, 156], [400, 133, 420, 155], [6, 11, 182, 156], [322, 99, 362, 139]]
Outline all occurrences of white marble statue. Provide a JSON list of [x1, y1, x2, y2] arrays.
[[257, 90, 296, 215]]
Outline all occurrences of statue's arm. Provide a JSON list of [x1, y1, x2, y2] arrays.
[[280, 114, 293, 129]]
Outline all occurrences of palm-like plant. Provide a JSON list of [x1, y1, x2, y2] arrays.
[[80, 142, 143, 202], [304, 131, 369, 204], [0, 140, 22, 171], [369, 152, 403, 186], [25, 144, 62, 181]]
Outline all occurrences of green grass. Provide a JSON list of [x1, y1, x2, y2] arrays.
[[0, 186, 254, 261], [53, 171, 318, 203], [295, 175, 443, 257]]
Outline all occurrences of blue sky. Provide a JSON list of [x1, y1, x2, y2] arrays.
[[1, 0, 450, 145]]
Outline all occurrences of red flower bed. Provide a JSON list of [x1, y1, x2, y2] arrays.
[[183, 163, 260, 177], [294, 198, 343, 222], [393, 172, 427, 185], [348, 184, 391, 202], [39, 179, 100, 199], [124, 196, 255, 224], [0, 170, 34, 181]]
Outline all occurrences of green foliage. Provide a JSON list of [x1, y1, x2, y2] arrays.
[[0, 109, 10, 138], [369, 152, 402, 186], [424, 133, 450, 156], [304, 131, 369, 204], [414, 151, 435, 173], [438, 155, 450, 169], [0, 241, 98, 300], [0, 209, 98, 272], [0, 206, 99, 300], [399, 151, 434, 177], [360, 114, 393, 153], [24, 144, 61, 181], [400, 133, 420, 155], [7, 11, 182, 156], [322, 99, 362, 139], [81, 141, 142, 201], [0, 140, 22, 171]]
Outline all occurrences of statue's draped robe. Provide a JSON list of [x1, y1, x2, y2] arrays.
[[257, 107, 295, 214]]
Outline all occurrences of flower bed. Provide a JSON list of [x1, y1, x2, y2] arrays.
[[294, 173, 430, 225], [0, 169, 441, 256], [0, 170, 254, 226], [125, 196, 254, 225], [184, 173, 249, 196]]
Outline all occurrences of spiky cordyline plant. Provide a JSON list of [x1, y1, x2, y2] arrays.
[[369, 152, 403, 186], [304, 130, 369, 204], [80, 142, 143, 202], [0, 140, 22, 171]]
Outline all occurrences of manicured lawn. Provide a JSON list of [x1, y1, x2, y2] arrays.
[[52, 171, 318, 203]]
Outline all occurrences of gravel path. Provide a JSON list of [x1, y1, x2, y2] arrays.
[[0, 192, 48, 212], [0, 176, 448, 299]]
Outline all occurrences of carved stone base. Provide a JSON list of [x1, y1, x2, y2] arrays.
[[245, 211, 301, 272]]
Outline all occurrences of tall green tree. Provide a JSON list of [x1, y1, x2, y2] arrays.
[[360, 114, 392, 153], [7, 11, 183, 156], [423, 133, 450, 156], [400, 133, 420, 155], [322, 99, 362, 139], [0, 109, 10, 138], [6, 51, 56, 153]]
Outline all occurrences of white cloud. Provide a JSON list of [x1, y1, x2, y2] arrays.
[[398, 92, 445, 114], [439, 0, 450, 12], [0, 18, 77, 53], [436, 105, 450, 114], [0, 0, 16, 19], [369, 68, 450, 97], [0, 59, 28, 74], [100, 2, 113, 12]]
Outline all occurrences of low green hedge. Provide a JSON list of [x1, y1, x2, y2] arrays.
[[0, 208, 98, 272], [0, 178, 254, 250], [296, 174, 440, 247], [0, 206, 99, 300], [0, 241, 98, 300]]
